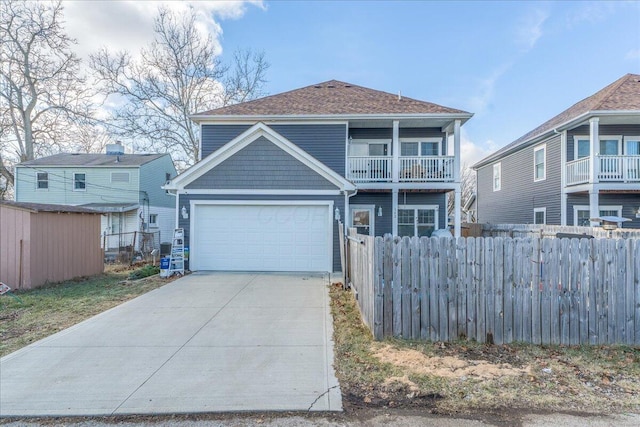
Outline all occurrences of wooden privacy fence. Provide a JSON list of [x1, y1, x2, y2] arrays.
[[468, 223, 640, 239], [347, 231, 640, 346]]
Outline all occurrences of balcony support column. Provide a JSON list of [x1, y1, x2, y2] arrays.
[[453, 120, 461, 183], [589, 117, 599, 184], [589, 188, 599, 227], [392, 120, 400, 183], [560, 130, 567, 225], [392, 188, 399, 236]]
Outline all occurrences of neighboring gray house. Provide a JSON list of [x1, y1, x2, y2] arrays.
[[15, 144, 178, 249], [473, 73, 640, 228], [164, 80, 472, 273]]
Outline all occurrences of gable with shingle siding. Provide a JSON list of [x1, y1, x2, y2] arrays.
[[186, 136, 338, 190]]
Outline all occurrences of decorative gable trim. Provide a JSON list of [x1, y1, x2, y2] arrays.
[[165, 122, 356, 191]]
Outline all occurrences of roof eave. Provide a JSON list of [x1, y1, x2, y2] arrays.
[[190, 112, 473, 123], [472, 110, 640, 169]]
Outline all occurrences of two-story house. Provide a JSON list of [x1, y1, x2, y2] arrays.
[[15, 144, 178, 249], [164, 80, 472, 273], [473, 73, 640, 228]]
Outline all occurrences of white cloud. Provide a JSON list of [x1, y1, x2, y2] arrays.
[[63, 1, 264, 60], [460, 128, 500, 168], [467, 62, 512, 115], [516, 8, 549, 50]]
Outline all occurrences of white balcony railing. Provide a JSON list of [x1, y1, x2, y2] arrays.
[[399, 156, 455, 181], [566, 157, 590, 185], [347, 156, 392, 182], [566, 155, 640, 186]]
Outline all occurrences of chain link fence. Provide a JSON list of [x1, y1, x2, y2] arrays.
[[102, 231, 161, 264]]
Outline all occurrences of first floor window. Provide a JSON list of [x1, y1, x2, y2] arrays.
[[73, 173, 86, 190], [36, 172, 48, 189], [350, 206, 374, 236], [398, 205, 438, 237], [574, 205, 623, 227], [534, 208, 546, 225], [149, 214, 158, 226]]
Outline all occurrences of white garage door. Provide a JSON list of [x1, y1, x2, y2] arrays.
[[192, 203, 332, 272]]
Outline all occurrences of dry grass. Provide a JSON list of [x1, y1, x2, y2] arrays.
[[329, 283, 640, 414], [0, 265, 176, 357]]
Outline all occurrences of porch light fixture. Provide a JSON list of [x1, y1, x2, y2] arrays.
[[378, 206, 383, 217], [334, 207, 341, 221], [181, 205, 189, 219]]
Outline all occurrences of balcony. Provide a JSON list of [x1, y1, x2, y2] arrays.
[[566, 155, 640, 186], [347, 156, 455, 183]]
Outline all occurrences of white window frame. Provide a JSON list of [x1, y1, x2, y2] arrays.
[[36, 172, 48, 190], [348, 139, 391, 156], [349, 205, 375, 236], [73, 173, 86, 191], [110, 171, 130, 183], [493, 162, 501, 191], [533, 207, 546, 225], [397, 204, 439, 237], [149, 214, 158, 227], [573, 205, 623, 227], [573, 135, 622, 157], [399, 137, 442, 156], [624, 136, 640, 155], [533, 144, 546, 182]]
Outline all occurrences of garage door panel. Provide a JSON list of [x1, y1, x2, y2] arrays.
[[193, 204, 330, 272]]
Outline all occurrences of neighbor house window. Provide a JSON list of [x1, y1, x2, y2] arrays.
[[36, 172, 48, 189], [534, 207, 546, 225], [398, 205, 438, 237], [574, 205, 623, 227], [534, 144, 546, 181], [493, 163, 501, 191], [73, 173, 86, 191], [149, 214, 158, 226], [111, 172, 130, 183]]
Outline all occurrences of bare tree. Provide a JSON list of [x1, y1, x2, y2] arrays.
[[91, 7, 269, 168], [0, 0, 93, 187], [448, 164, 477, 221]]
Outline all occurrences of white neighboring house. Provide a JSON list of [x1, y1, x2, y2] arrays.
[[15, 144, 177, 253]]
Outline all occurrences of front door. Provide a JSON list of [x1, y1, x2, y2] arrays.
[[350, 206, 374, 236]]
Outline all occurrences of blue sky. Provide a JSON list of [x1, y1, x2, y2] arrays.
[[216, 0, 640, 165], [65, 0, 640, 166]]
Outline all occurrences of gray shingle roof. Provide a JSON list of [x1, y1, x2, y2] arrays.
[[18, 153, 167, 167], [195, 80, 470, 117], [0, 201, 102, 214], [474, 73, 640, 169]]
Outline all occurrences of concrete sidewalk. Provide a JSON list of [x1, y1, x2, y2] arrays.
[[0, 272, 342, 416]]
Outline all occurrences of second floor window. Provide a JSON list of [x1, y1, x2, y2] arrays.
[[36, 172, 48, 189], [74, 173, 86, 191], [400, 138, 441, 156], [534, 145, 546, 181], [493, 163, 501, 191]]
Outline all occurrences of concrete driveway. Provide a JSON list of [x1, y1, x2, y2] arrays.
[[0, 272, 342, 416]]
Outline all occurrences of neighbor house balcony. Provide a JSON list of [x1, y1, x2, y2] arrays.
[[347, 155, 455, 183], [566, 155, 640, 186]]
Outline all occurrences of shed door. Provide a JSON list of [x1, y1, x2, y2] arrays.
[[192, 203, 331, 272]]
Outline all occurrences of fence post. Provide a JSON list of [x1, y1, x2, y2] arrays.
[[374, 237, 384, 340]]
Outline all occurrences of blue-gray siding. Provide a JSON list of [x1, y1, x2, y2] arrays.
[[186, 137, 336, 190], [477, 134, 561, 225], [201, 123, 347, 175], [178, 194, 344, 272], [139, 154, 177, 208], [567, 193, 640, 228]]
